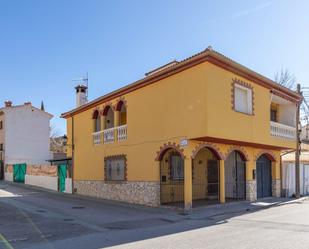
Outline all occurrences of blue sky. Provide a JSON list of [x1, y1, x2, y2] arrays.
[[0, 0, 308, 134]]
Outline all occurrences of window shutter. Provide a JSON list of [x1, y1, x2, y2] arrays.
[[235, 87, 248, 113]]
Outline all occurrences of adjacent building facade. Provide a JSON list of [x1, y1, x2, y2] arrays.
[[62, 47, 301, 209], [281, 126, 309, 197], [0, 101, 53, 181]]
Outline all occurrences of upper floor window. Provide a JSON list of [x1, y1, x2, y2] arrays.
[[0, 143, 3, 151], [104, 155, 126, 181], [92, 110, 101, 132], [0, 121, 3, 129], [270, 108, 278, 122], [234, 83, 253, 115]]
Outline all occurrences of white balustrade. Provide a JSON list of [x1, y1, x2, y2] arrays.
[[270, 121, 296, 140], [117, 125, 127, 141], [93, 125, 127, 145], [103, 128, 115, 144], [92, 131, 102, 145]]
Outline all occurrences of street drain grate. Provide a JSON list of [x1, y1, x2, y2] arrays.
[[41, 234, 53, 239], [8, 237, 28, 243], [72, 206, 85, 209], [63, 218, 74, 222], [36, 210, 46, 213]]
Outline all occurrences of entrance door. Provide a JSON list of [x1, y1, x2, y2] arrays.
[[256, 155, 272, 198], [13, 164, 27, 183], [207, 160, 219, 200], [225, 151, 246, 200], [58, 164, 67, 192]]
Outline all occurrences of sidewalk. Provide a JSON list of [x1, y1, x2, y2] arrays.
[[2, 180, 307, 222], [186, 197, 309, 221]]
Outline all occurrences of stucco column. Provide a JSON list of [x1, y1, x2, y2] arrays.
[[272, 161, 281, 197], [101, 115, 106, 130], [246, 160, 257, 201], [114, 111, 120, 141], [184, 157, 192, 210], [219, 160, 225, 204]]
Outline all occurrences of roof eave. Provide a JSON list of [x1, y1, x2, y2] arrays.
[[61, 49, 302, 118]]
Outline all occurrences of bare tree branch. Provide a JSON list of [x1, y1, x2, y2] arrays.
[[274, 68, 297, 89], [50, 125, 61, 138]]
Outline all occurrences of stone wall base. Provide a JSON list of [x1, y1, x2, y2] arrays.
[[246, 180, 257, 201], [74, 180, 160, 207], [272, 179, 281, 197]]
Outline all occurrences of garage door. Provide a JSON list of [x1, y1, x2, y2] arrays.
[[256, 155, 272, 198]]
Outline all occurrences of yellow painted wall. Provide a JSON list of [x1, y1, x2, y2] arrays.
[[204, 63, 296, 149], [65, 61, 292, 182]]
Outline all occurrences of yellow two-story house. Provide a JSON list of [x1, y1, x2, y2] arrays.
[[61, 47, 301, 210]]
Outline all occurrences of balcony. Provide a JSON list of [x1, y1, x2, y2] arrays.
[[92, 131, 102, 145], [270, 121, 296, 140], [103, 128, 115, 144], [117, 125, 127, 141], [92, 125, 127, 145]]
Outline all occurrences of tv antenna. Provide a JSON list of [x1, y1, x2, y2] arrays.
[[72, 72, 89, 97]]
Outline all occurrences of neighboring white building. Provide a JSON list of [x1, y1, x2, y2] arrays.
[[0, 101, 53, 165], [282, 141, 309, 197]]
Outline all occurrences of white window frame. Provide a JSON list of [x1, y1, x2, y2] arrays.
[[234, 83, 253, 115]]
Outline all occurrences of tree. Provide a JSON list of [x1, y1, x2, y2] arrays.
[[50, 124, 61, 138], [274, 68, 297, 90]]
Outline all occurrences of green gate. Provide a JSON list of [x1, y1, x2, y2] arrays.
[[58, 164, 67, 192], [13, 164, 27, 183]]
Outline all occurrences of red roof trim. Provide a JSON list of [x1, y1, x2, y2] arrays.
[[61, 49, 301, 118]]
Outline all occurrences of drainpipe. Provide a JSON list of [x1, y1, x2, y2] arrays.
[[295, 84, 302, 199], [71, 116, 75, 194]]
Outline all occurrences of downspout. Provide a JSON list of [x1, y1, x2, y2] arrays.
[[280, 155, 283, 197], [71, 116, 75, 194]]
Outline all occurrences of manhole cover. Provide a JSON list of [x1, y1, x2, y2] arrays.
[[72, 206, 85, 209]]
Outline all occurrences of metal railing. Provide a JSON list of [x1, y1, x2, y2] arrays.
[[270, 121, 296, 140]]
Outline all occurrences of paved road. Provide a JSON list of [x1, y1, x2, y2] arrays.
[[0, 182, 309, 249]]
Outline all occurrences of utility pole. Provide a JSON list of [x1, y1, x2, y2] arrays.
[[295, 83, 302, 198]]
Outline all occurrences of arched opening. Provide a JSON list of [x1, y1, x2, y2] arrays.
[[192, 147, 220, 207], [92, 110, 101, 132], [159, 148, 184, 207], [256, 154, 273, 198], [103, 106, 114, 129], [116, 101, 127, 126], [225, 151, 246, 201]]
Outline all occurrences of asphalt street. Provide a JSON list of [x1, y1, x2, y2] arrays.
[[0, 181, 308, 249]]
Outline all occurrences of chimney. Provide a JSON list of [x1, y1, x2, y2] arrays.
[[75, 84, 88, 107], [24, 102, 32, 106], [4, 101, 12, 107]]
